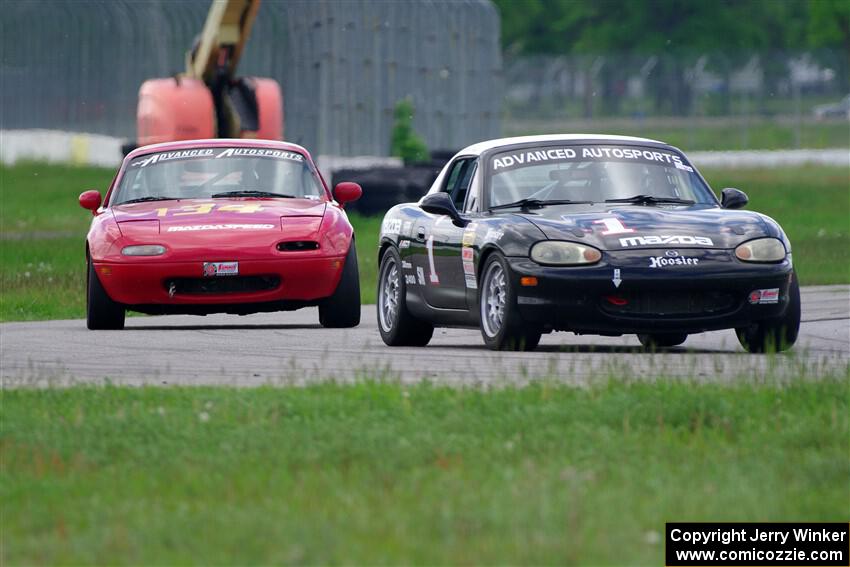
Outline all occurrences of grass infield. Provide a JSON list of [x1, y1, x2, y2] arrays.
[[0, 162, 847, 321], [2, 377, 848, 564]]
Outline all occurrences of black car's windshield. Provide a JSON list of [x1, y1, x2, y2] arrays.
[[112, 147, 324, 205], [487, 144, 714, 208]]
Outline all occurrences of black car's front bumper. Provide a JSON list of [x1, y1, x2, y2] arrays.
[[507, 249, 794, 335]]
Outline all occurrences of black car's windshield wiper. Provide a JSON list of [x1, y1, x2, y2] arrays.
[[605, 194, 694, 206], [117, 196, 179, 205], [489, 198, 594, 211], [211, 190, 296, 199]]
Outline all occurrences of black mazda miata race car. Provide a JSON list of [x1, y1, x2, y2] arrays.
[[375, 135, 800, 352]]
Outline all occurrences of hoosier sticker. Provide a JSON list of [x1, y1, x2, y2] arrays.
[[649, 256, 700, 268]]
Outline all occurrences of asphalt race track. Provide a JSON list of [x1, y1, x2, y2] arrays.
[[2, 286, 847, 387]]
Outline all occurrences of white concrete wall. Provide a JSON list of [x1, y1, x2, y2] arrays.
[[690, 148, 849, 169], [0, 130, 124, 168], [1, 129, 847, 172]]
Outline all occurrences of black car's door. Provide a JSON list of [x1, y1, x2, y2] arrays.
[[415, 157, 477, 310]]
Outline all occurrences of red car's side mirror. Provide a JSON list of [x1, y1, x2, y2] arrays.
[[79, 190, 102, 213], [333, 182, 362, 207]]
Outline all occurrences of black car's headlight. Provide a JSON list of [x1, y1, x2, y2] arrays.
[[530, 241, 602, 266], [734, 237, 786, 263]]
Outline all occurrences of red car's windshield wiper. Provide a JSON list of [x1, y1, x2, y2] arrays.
[[605, 194, 694, 206], [117, 196, 179, 205], [489, 198, 594, 211], [211, 190, 296, 198]]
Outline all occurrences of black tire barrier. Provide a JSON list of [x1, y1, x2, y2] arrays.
[[332, 163, 442, 216], [121, 141, 138, 156]]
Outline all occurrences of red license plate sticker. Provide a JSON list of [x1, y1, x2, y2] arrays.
[[203, 262, 239, 277]]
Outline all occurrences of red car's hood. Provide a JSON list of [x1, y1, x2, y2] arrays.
[[111, 198, 326, 233]]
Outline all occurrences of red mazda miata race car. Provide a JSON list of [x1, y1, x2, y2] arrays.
[[79, 139, 362, 330]]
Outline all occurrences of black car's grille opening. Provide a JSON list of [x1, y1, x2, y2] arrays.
[[277, 241, 319, 252], [600, 290, 738, 317], [165, 276, 280, 295]]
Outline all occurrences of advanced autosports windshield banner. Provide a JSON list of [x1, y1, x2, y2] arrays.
[[491, 145, 695, 173], [129, 147, 306, 168], [665, 522, 849, 566]]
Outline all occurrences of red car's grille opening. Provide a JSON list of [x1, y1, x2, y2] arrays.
[[600, 290, 738, 317], [277, 241, 319, 252], [165, 276, 281, 295]]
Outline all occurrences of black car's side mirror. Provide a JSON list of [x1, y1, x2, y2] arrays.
[[721, 188, 748, 210], [420, 192, 467, 226]]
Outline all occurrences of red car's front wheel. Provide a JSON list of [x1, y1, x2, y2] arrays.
[[318, 242, 361, 328], [86, 259, 125, 330]]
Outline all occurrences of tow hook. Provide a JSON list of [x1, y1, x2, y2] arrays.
[[168, 282, 176, 298]]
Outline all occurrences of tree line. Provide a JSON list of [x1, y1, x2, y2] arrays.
[[493, 0, 849, 116], [493, 0, 849, 55]]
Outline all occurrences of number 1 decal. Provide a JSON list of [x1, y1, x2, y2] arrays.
[[426, 235, 440, 284], [594, 217, 634, 235]]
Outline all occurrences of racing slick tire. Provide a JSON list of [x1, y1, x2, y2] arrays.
[[319, 242, 361, 328], [736, 270, 801, 353], [377, 247, 434, 346], [87, 259, 125, 330], [637, 333, 688, 348], [479, 253, 542, 351]]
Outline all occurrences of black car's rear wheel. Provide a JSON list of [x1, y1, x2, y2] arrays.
[[319, 242, 361, 328], [736, 270, 801, 353], [377, 247, 433, 346], [479, 253, 541, 351], [637, 333, 688, 348], [87, 259, 125, 330]]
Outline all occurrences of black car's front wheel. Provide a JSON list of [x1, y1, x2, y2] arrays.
[[736, 270, 801, 353], [377, 247, 434, 346], [479, 253, 541, 351], [86, 259, 125, 330]]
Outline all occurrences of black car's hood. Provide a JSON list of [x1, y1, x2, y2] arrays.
[[513, 204, 781, 250]]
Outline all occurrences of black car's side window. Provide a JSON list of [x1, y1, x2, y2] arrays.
[[442, 160, 465, 196], [462, 162, 480, 212], [442, 157, 477, 211]]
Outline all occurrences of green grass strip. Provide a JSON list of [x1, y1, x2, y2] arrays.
[[2, 378, 848, 564]]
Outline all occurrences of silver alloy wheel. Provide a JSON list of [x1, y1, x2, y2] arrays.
[[480, 261, 507, 338], [378, 257, 400, 333]]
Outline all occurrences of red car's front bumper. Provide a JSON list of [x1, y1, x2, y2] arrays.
[[93, 255, 345, 306]]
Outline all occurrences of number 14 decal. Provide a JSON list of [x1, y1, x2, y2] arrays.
[[593, 217, 634, 235], [154, 203, 266, 217]]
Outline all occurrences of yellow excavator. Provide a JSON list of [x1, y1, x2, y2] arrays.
[[126, 0, 283, 153]]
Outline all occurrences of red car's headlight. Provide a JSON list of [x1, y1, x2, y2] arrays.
[[122, 245, 166, 256]]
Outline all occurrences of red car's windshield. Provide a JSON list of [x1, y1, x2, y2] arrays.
[[111, 147, 325, 205]]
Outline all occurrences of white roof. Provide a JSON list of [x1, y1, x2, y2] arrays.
[[458, 134, 667, 156]]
